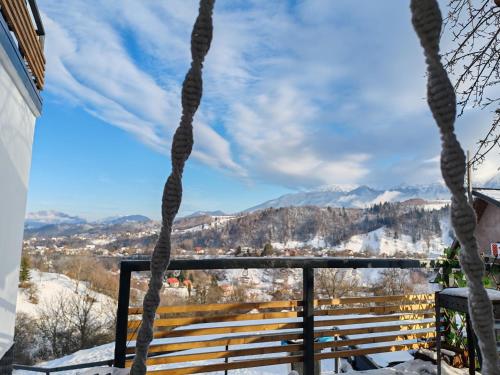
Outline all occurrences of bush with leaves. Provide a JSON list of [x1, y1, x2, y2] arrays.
[[434, 247, 495, 361]]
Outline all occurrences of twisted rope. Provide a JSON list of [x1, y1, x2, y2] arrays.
[[410, 1, 500, 373], [130, 1, 215, 373]]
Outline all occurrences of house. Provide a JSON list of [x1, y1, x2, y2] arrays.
[[472, 188, 500, 256], [220, 284, 234, 297], [451, 188, 500, 256], [166, 277, 180, 288], [0, 0, 45, 369]]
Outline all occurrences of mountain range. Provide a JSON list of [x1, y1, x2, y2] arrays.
[[24, 211, 151, 230], [245, 183, 451, 212], [26, 176, 500, 227]]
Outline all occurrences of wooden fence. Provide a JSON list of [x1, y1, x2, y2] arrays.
[[125, 293, 436, 374], [0, 0, 45, 89]]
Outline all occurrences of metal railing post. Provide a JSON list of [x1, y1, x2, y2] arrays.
[[303, 267, 314, 375], [114, 261, 132, 368]]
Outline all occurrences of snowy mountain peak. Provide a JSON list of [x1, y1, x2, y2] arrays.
[[245, 183, 450, 212], [99, 215, 151, 225], [485, 174, 500, 188], [315, 184, 359, 193], [25, 211, 87, 229]]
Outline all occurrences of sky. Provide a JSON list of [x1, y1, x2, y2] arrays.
[[26, 0, 500, 220]]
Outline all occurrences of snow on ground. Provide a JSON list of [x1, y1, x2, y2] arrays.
[[12, 308, 467, 375], [344, 359, 474, 374], [332, 226, 448, 258], [16, 270, 116, 318], [173, 215, 237, 234]]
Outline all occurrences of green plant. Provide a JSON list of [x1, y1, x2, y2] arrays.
[[434, 246, 495, 363], [19, 256, 31, 286]]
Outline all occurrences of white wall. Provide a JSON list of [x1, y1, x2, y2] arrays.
[[476, 203, 500, 255], [0, 51, 38, 357]]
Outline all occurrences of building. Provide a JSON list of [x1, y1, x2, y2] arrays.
[[0, 0, 45, 369], [166, 277, 180, 288], [450, 188, 500, 257], [472, 188, 500, 256]]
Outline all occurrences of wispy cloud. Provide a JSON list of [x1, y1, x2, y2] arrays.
[[39, 0, 497, 189]]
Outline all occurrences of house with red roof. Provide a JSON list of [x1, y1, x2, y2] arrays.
[[166, 277, 180, 288]]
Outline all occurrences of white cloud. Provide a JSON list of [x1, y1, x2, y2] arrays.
[[38, 0, 497, 189]]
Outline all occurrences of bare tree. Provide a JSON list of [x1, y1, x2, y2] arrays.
[[36, 295, 75, 358], [443, 0, 500, 166], [36, 291, 115, 358], [371, 269, 415, 296], [316, 269, 361, 299]]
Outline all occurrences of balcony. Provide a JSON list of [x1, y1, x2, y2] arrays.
[[115, 258, 436, 374], [0, 0, 45, 90]]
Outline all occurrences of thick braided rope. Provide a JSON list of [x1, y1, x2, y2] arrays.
[[410, 1, 499, 373], [130, 1, 215, 374]]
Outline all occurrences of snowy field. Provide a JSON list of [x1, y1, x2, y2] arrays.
[[16, 270, 116, 318], [13, 312, 442, 375]]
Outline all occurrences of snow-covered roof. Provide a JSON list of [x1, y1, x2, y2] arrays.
[[473, 188, 500, 208], [441, 287, 500, 301]]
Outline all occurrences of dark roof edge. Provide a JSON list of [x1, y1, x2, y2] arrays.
[[472, 189, 500, 209], [0, 11, 42, 115]]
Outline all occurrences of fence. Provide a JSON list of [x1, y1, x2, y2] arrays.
[[115, 257, 435, 374], [0, 0, 45, 89]]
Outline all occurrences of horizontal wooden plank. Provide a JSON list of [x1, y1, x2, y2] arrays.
[[128, 321, 303, 341], [129, 311, 302, 329], [145, 354, 304, 375], [127, 332, 303, 354], [127, 344, 302, 367], [314, 331, 435, 350], [130, 294, 434, 316], [0, 0, 44, 88], [315, 322, 435, 338], [314, 312, 434, 328], [129, 300, 302, 315], [316, 294, 434, 306], [127, 322, 436, 353], [315, 304, 434, 317]]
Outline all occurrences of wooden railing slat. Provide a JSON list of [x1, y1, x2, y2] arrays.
[[315, 304, 435, 317], [127, 332, 303, 354], [0, 0, 45, 88], [6, 0, 43, 81], [314, 331, 435, 350], [315, 342, 433, 360], [314, 312, 434, 328], [129, 299, 302, 315], [316, 293, 434, 306], [315, 322, 435, 338], [145, 355, 304, 375], [128, 311, 301, 329], [127, 321, 303, 341], [126, 343, 303, 367], [129, 294, 434, 315]]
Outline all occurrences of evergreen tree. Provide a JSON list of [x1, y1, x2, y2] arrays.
[[261, 243, 273, 257], [19, 256, 31, 285]]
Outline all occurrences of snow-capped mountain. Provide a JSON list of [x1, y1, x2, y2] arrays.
[[99, 215, 151, 225], [182, 210, 227, 219], [484, 173, 500, 188], [25, 211, 87, 229], [245, 183, 450, 212]]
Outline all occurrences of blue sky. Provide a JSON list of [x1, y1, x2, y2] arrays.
[[26, 0, 499, 220]]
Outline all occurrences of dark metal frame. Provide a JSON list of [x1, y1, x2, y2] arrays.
[[114, 257, 429, 373], [435, 291, 500, 375], [12, 359, 114, 375]]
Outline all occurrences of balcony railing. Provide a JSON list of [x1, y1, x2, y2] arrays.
[[115, 257, 435, 374], [0, 0, 45, 89]]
